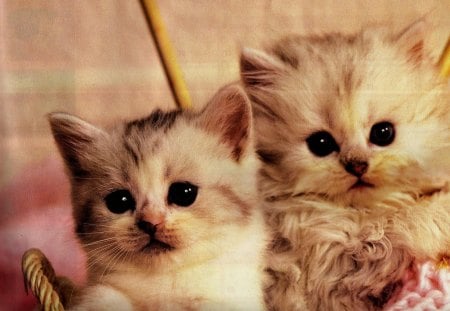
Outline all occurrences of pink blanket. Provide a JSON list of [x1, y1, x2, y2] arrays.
[[0, 158, 86, 311], [385, 261, 450, 310]]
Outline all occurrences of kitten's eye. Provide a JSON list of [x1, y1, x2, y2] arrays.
[[306, 131, 339, 157], [104, 190, 136, 214], [370, 122, 395, 146], [168, 182, 198, 207]]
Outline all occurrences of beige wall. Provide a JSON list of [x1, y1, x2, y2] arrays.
[[1, 0, 449, 185]]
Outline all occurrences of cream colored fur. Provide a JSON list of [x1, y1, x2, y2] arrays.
[[49, 85, 269, 310], [240, 21, 450, 310]]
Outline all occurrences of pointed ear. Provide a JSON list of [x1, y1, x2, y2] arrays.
[[48, 112, 106, 178], [394, 19, 427, 64], [199, 84, 252, 161], [240, 47, 286, 88], [240, 48, 289, 122]]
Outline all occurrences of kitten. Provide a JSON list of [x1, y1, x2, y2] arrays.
[[48, 85, 269, 310], [240, 21, 450, 310]]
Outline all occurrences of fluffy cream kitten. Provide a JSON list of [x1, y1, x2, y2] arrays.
[[240, 21, 450, 310], [48, 85, 269, 310]]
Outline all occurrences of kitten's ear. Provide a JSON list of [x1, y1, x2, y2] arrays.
[[240, 47, 286, 87], [48, 112, 106, 177], [199, 84, 252, 161], [240, 48, 289, 121], [394, 19, 427, 64]]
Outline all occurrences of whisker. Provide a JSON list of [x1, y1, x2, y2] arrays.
[[99, 246, 125, 282], [82, 237, 117, 247], [85, 244, 117, 272]]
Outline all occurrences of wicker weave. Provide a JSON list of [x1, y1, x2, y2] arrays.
[[22, 249, 65, 311]]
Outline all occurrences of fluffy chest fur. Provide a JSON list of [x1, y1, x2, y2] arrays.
[[265, 189, 450, 310], [89, 227, 267, 311]]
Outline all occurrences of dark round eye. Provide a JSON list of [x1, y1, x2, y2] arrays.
[[168, 182, 198, 207], [370, 122, 395, 146], [104, 190, 136, 214], [306, 131, 339, 157]]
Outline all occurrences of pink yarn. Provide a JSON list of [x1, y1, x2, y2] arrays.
[[384, 261, 450, 311]]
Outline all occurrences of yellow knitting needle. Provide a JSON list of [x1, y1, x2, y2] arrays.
[[433, 36, 449, 272], [439, 36, 450, 78], [140, 0, 192, 109]]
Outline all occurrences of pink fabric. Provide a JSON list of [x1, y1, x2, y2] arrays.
[[0, 158, 86, 311], [385, 261, 450, 311]]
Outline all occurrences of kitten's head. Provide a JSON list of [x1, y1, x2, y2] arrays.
[[240, 21, 450, 206], [49, 85, 261, 272]]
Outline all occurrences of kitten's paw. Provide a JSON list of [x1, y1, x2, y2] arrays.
[[68, 285, 133, 311]]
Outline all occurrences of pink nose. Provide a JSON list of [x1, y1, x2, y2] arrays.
[[344, 160, 368, 177], [141, 210, 165, 226], [137, 220, 157, 236], [137, 210, 165, 237]]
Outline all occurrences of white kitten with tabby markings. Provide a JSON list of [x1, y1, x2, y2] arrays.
[[49, 85, 269, 310], [240, 21, 450, 310]]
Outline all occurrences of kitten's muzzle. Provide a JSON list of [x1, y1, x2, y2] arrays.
[[137, 220, 174, 252], [350, 179, 374, 190], [343, 160, 368, 177], [137, 220, 157, 237]]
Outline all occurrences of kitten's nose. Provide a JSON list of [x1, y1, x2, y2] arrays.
[[137, 220, 157, 236], [344, 160, 368, 177]]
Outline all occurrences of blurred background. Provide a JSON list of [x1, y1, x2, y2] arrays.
[[0, 0, 449, 310], [1, 0, 450, 187]]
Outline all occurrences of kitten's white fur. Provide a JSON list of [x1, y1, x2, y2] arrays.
[[49, 85, 269, 310]]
